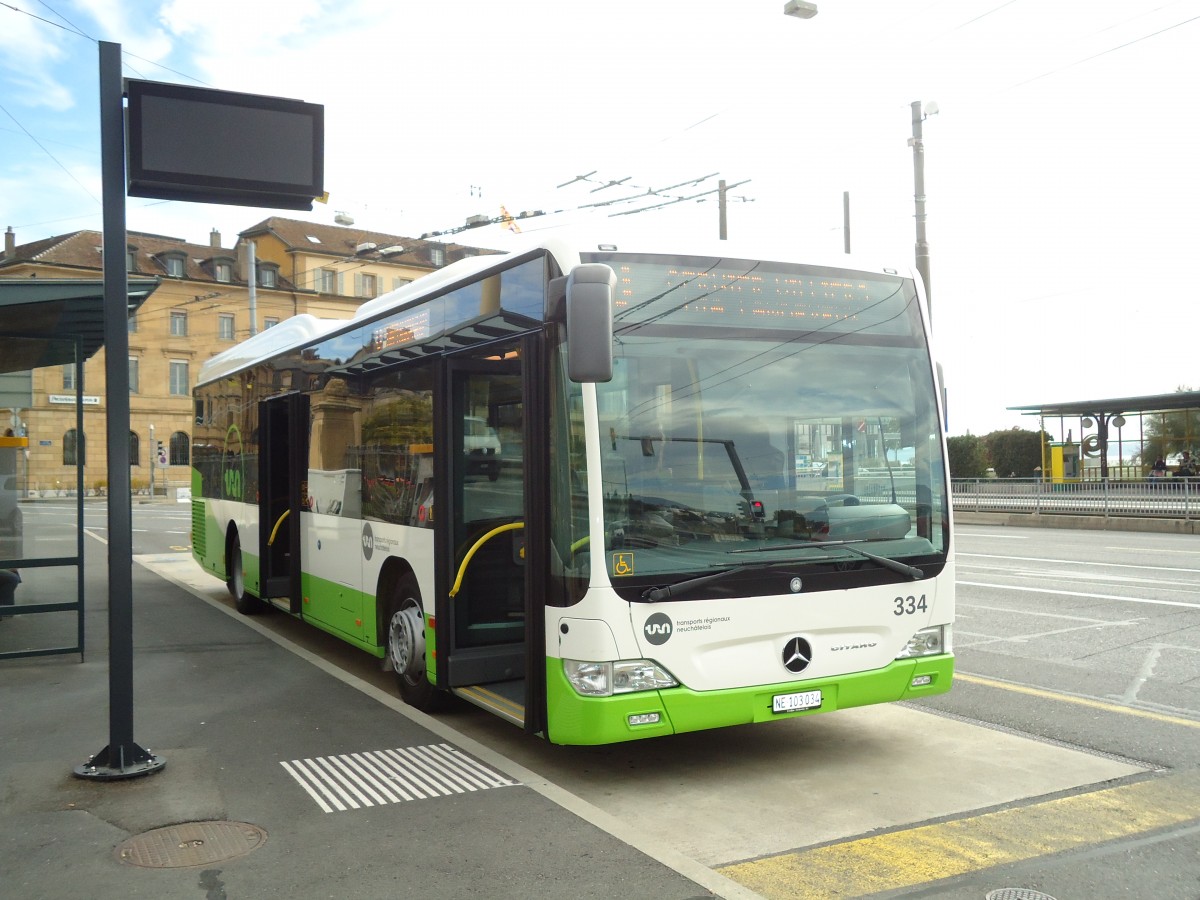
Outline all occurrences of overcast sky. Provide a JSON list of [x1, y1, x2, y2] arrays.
[[3, 0, 1198, 439]]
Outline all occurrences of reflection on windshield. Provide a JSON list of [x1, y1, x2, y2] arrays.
[[588, 254, 948, 581]]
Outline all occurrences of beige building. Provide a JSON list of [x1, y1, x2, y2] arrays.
[[0, 218, 491, 495]]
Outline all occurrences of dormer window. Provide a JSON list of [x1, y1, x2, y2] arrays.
[[258, 265, 278, 288], [159, 251, 187, 277], [213, 257, 234, 283], [429, 246, 445, 267]]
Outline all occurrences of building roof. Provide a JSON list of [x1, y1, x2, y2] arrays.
[[237, 216, 497, 268], [1010, 391, 1200, 418], [0, 276, 160, 374], [0, 229, 288, 289]]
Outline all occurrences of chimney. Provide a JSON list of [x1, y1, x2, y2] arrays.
[[4, 226, 14, 259], [209, 228, 222, 249]]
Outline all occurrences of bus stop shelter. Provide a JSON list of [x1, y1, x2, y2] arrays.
[[0, 276, 158, 660], [1010, 391, 1200, 481]]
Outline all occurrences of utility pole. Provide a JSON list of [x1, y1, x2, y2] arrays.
[[843, 191, 851, 254], [718, 179, 728, 240], [910, 100, 935, 322]]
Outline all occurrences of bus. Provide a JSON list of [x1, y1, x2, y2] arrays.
[[191, 235, 953, 745]]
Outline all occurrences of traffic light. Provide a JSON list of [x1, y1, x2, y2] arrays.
[[156, 440, 166, 465]]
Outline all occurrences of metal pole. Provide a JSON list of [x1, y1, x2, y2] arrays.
[[75, 40, 164, 781], [247, 240, 258, 336], [911, 101, 932, 323], [843, 190, 851, 254], [718, 180, 728, 241], [148, 422, 154, 498]]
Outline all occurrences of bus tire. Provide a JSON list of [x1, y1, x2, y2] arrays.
[[386, 575, 445, 711], [227, 530, 265, 615]]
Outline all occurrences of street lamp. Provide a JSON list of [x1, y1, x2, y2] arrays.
[[784, 1, 818, 19], [910, 100, 937, 322]]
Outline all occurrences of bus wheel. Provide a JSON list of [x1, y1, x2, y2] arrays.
[[227, 530, 264, 615], [387, 576, 444, 711]]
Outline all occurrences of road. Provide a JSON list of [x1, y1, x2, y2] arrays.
[[27, 502, 1200, 897]]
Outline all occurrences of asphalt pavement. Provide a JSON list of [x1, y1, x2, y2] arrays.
[[0, 546, 732, 900]]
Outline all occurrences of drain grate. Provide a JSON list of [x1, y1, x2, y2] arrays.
[[281, 743, 519, 813], [115, 821, 267, 868], [985, 890, 1058, 900]]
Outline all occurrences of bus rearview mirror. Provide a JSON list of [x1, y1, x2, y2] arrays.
[[566, 263, 615, 383]]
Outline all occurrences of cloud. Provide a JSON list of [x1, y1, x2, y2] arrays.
[[0, 4, 72, 111]]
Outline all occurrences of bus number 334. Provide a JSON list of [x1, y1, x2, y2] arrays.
[[894, 595, 928, 615]]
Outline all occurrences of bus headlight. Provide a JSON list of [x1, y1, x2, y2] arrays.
[[563, 659, 679, 697], [896, 625, 945, 659]]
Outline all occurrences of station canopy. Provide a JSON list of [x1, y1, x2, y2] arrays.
[[0, 277, 159, 374], [1010, 391, 1200, 419]]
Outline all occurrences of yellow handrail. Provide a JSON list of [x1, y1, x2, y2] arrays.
[[449, 522, 524, 597], [267, 508, 290, 546]]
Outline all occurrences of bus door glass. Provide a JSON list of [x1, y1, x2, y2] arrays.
[[444, 347, 525, 684], [258, 391, 308, 612]]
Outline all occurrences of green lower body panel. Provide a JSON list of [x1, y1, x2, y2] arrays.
[[545, 655, 954, 746]]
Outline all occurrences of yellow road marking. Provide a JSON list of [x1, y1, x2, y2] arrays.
[[718, 771, 1200, 899], [956, 671, 1200, 730]]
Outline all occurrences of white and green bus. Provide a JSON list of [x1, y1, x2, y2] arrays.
[[191, 235, 953, 745]]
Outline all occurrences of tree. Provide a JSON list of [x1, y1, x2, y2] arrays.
[[1138, 388, 1200, 468], [984, 427, 1048, 478], [947, 434, 987, 478]]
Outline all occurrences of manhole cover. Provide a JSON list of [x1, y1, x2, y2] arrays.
[[115, 821, 267, 868], [985, 890, 1057, 900]]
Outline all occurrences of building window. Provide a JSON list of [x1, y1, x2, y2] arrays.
[[164, 255, 185, 277], [219, 314, 235, 341], [392, 277, 411, 291], [129, 431, 140, 466], [429, 246, 445, 267], [263, 317, 279, 329], [169, 431, 190, 466], [63, 429, 85, 466], [126, 249, 137, 272], [319, 268, 337, 293], [355, 273, 377, 298], [127, 311, 138, 333], [128, 357, 139, 393], [215, 261, 232, 283], [169, 360, 190, 396], [170, 310, 188, 336], [62, 363, 76, 391], [259, 266, 278, 288]]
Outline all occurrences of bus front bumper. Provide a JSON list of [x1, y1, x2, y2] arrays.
[[545, 654, 954, 746]]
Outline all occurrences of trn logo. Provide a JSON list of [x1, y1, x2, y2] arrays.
[[361, 522, 375, 561], [643, 612, 673, 645]]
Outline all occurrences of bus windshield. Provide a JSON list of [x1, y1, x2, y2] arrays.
[[584, 252, 948, 584]]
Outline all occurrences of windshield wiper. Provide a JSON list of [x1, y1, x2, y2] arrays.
[[639, 561, 802, 602], [641, 566, 746, 602], [730, 540, 924, 580]]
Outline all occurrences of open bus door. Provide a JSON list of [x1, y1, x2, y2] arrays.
[[259, 392, 308, 613], [438, 339, 545, 732]]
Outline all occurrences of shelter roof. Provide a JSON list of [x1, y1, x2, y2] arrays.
[[0, 277, 160, 375], [1010, 391, 1200, 418]]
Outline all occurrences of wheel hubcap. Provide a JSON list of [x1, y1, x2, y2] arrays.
[[388, 603, 424, 676]]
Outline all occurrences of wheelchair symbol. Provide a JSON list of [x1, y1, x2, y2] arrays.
[[612, 553, 634, 576]]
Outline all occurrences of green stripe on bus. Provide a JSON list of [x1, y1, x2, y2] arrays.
[[545, 656, 954, 746]]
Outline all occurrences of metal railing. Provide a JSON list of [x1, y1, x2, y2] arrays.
[[951, 477, 1200, 519]]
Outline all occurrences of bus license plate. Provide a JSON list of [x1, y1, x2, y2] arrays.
[[773, 690, 822, 713]]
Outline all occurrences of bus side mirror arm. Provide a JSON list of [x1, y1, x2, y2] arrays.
[[565, 263, 615, 383]]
